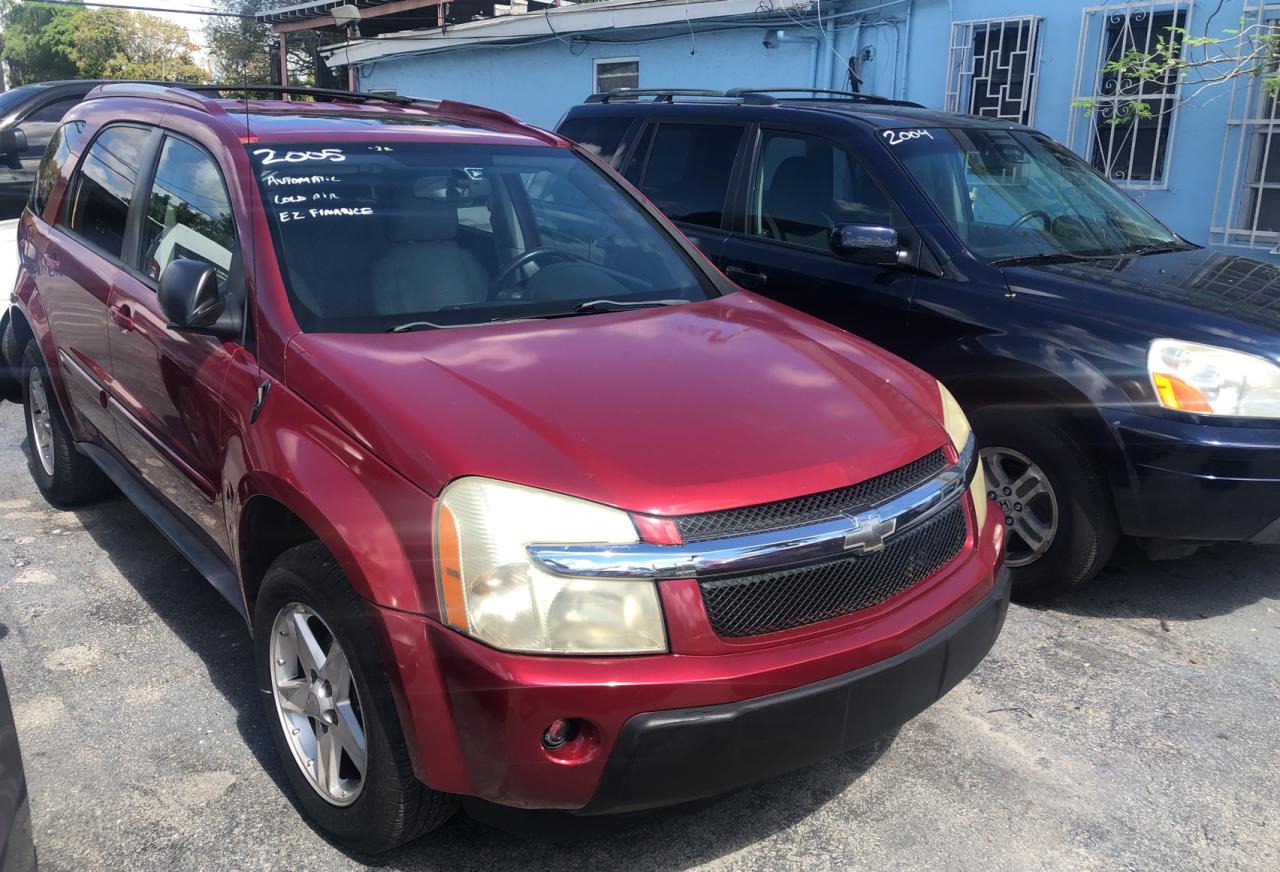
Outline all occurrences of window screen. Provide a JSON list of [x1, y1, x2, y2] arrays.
[[594, 59, 639, 93]]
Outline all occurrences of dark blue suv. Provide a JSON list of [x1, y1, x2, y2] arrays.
[[559, 88, 1280, 601]]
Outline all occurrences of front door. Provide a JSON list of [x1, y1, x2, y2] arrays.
[[107, 134, 239, 550], [718, 128, 916, 353]]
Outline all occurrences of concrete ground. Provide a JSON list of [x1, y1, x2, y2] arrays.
[[0, 214, 1279, 870]]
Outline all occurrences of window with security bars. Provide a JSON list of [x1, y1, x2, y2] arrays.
[[946, 17, 1043, 125], [1211, 5, 1280, 250], [1068, 2, 1191, 188]]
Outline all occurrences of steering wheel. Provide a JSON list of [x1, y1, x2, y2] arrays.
[[1008, 210, 1052, 234], [491, 248, 582, 297]]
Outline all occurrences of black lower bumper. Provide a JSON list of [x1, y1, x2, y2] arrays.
[[576, 569, 1011, 816], [1106, 411, 1280, 542]]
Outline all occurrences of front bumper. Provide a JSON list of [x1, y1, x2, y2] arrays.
[[372, 501, 1006, 811], [578, 566, 1009, 815], [1106, 410, 1280, 542]]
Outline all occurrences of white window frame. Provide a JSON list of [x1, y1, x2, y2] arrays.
[[945, 16, 1044, 125], [592, 57, 640, 95], [1067, 1, 1194, 191], [1211, 3, 1280, 251]]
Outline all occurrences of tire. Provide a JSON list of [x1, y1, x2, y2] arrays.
[[971, 408, 1118, 603], [20, 341, 112, 507], [253, 541, 457, 853], [1, 315, 21, 403]]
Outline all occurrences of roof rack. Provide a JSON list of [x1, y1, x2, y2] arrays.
[[583, 87, 924, 109], [724, 88, 924, 108], [81, 83, 544, 139]]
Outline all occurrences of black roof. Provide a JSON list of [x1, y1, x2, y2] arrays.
[[573, 88, 1034, 132]]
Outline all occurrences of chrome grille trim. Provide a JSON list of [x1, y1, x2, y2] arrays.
[[526, 435, 975, 580]]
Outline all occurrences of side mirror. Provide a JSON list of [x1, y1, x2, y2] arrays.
[[158, 259, 241, 340], [0, 128, 25, 170], [0, 127, 27, 156], [830, 223, 902, 267]]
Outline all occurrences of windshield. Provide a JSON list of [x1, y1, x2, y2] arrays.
[[890, 128, 1181, 263], [248, 141, 713, 332]]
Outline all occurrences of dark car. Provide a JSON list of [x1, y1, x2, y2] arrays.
[[0, 81, 103, 208], [558, 88, 1280, 601], [3, 83, 1005, 851]]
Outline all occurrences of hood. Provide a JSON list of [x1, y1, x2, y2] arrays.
[[284, 292, 950, 516], [1005, 247, 1280, 334]]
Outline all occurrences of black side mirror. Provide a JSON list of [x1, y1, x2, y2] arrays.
[[830, 223, 902, 267], [0, 128, 25, 170], [158, 259, 241, 340]]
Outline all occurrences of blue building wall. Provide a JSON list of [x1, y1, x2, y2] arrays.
[[357, 0, 1263, 257]]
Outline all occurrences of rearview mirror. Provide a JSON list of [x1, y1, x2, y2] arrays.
[[830, 224, 901, 267], [158, 259, 241, 340]]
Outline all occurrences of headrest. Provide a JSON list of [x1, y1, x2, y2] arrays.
[[388, 199, 459, 242]]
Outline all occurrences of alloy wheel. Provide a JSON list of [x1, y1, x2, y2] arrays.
[[981, 446, 1059, 567], [269, 603, 368, 807], [27, 366, 55, 477]]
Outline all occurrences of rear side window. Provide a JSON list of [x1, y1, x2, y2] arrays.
[[639, 123, 743, 229], [64, 125, 151, 259], [140, 136, 237, 288], [557, 116, 632, 165], [31, 120, 85, 218]]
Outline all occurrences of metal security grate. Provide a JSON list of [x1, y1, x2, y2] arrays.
[[673, 449, 949, 543], [699, 503, 968, 639], [1067, 1, 1192, 189], [946, 17, 1043, 125]]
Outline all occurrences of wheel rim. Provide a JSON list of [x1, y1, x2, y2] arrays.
[[269, 603, 368, 807], [980, 446, 1059, 568], [27, 366, 55, 477]]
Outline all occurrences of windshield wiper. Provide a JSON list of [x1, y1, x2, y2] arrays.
[[990, 252, 1120, 268], [1128, 241, 1192, 257], [538, 299, 690, 319]]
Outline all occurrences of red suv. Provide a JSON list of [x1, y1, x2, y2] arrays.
[[4, 84, 1007, 851]]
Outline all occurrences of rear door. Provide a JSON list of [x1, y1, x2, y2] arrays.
[[623, 119, 748, 265], [41, 123, 153, 443], [106, 132, 240, 549], [717, 126, 918, 352]]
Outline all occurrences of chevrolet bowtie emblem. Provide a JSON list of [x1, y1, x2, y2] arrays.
[[842, 510, 897, 553]]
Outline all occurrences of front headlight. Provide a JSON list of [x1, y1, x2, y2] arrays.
[[434, 477, 667, 655], [938, 382, 988, 531], [1148, 339, 1280, 418]]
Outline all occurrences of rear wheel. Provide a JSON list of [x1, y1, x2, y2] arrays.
[[21, 342, 112, 507], [254, 541, 457, 853], [1, 315, 21, 403], [972, 408, 1118, 602]]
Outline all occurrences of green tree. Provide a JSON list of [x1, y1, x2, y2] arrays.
[[204, 0, 317, 86], [0, 0, 82, 85], [69, 7, 207, 82]]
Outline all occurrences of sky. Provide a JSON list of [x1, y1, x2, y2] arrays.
[[88, 0, 221, 51]]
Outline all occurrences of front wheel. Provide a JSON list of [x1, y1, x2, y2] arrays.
[[254, 541, 457, 853], [971, 408, 1118, 603]]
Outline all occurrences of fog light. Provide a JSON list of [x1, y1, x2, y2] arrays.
[[542, 718, 576, 749]]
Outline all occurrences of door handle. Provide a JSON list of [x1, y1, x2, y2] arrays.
[[110, 303, 135, 333], [41, 253, 60, 275], [724, 265, 768, 290]]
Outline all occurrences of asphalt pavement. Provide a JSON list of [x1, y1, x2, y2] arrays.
[[0, 210, 1278, 870]]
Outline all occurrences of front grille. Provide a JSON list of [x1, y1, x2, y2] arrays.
[[698, 502, 967, 638], [673, 449, 949, 543]]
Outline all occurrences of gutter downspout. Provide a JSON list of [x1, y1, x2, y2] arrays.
[[771, 30, 822, 88], [897, 0, 913, 100]]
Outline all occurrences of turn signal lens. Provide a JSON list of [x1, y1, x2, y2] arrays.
[[434, 502, 468, 632], [1151, 372, 1212, 414]]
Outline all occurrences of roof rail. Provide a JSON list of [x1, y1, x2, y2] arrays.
[[724, 88, 925, 108], [84, 82, 226, 114]]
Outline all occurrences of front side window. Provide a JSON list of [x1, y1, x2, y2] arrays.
[[140, 137, 237, 287], [892, 127, 1179, 263], [64, 125, 151, 259], [639, 123, 743, 229], [31, 120, 85, 217], [249, 142, 714, 333], [747, 130, 895, 252]]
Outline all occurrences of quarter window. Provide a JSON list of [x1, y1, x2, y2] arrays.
[[640, 123, 743, 229], [31, 120, 85, 218], [64, 125, 151, 259], [139, 137, 237, 287], [747, 130, 894, 252]]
